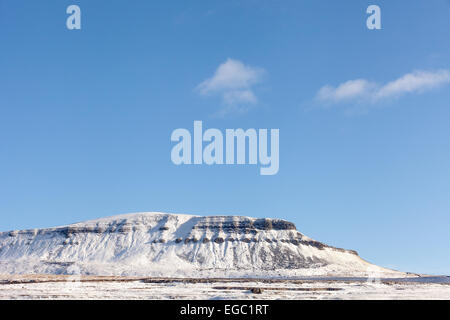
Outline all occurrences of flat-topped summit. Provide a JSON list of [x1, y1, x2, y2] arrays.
[[0, 212, 403, 278]]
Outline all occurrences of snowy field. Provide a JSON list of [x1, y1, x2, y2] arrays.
[[0, 275, 449, 300]]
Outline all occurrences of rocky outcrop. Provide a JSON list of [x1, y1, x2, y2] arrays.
[[192, 217, 296, 232]]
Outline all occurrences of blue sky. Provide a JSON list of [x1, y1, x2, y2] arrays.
[[1, 0, 450, 275]]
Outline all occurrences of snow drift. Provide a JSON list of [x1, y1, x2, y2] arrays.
[[0, 212, 404, 277]]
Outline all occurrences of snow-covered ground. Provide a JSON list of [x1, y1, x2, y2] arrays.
[[0, 275, 449, 300]]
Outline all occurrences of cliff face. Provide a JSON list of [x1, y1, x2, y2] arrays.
[[0, 212, 396, 277]]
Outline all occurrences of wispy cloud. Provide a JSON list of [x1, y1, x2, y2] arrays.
[[316, 70, 450, 107], [317, 79, 375, 103], [197, 58, 265, 115], [375, 70, 450, 99]]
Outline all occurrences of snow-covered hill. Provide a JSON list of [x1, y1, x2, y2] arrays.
[[0, 212, 405, 278]]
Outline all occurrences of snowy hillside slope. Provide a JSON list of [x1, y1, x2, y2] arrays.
[[0, 212, 407, 277]]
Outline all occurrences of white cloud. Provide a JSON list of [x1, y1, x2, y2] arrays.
[[375, 70, 450, 99], [317, 79, 375, 102], [316, 70, 450, 106], [197, 58, 265, 110], [223, 89, 257, 105]]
